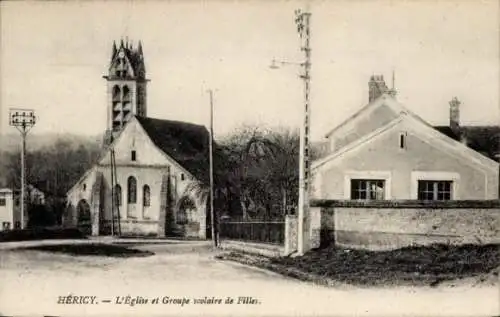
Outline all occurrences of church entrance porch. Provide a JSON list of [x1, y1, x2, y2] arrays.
[[76, 199, 91, 235], [161, 192, 207, 240], [171, 196, 199, 238]]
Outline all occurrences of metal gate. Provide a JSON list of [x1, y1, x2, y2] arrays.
[[219, 218, 285, 245]]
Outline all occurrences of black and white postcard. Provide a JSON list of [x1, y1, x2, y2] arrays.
[[0, 1, 499, 316]]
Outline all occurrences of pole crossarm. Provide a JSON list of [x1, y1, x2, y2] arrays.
[[9, 109, 36, 132], [270, 58, 306, 68]]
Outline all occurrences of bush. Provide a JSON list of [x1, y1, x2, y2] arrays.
[[27, 204, 57, 228], [0, 227, 87, 242]]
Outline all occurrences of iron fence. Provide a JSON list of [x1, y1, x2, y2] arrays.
[[219, 220, 285, 245]]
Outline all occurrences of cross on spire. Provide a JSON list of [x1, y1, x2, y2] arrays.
[[388, 69, 397, 98]]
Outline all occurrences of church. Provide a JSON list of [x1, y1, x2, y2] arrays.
[[65, 40, 210, 239]]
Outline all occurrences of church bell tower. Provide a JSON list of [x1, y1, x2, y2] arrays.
[[103, 39, 148, 145]]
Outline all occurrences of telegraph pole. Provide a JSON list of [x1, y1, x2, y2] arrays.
[[9, 109, 36, 230], [295, 8, 312, 255], [208, 89, 218, 247], [110, 144, 115, 236]]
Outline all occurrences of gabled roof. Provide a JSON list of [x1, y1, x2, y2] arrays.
[[313, 114, 498, 173], [135, 116, 211, 182], [323, 93, 430, 138], [321, 92, 500, 162], [0, 184, 43, 195], [434, 125, 500, 162], [68, 116, 215, 196]]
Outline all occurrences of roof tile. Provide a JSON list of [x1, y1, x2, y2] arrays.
[[135, 116, 211, 181]]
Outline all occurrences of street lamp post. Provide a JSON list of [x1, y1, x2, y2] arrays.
[[9, 108, 37, 230], [270, 8, 312, 255], [295, 8, 312, 256]]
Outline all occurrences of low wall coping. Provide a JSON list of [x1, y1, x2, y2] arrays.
[[310, 199, 500, 209]]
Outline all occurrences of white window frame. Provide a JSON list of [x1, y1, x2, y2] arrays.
[[343, 171, 392, 200], [410, 171, 460, 200]]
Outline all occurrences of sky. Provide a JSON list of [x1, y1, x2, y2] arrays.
[[0, 0, 499, 141]]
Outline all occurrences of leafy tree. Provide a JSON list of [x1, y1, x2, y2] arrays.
[[183, 124, 321, 222], [3, 135, 101, 226]]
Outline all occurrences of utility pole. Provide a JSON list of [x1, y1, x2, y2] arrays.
[[208, 89, 218, 247], [110, 144, 115, 236], [269, 8, 312, 255], [295, 8, 312, 255], [9, 109, 36, 230]]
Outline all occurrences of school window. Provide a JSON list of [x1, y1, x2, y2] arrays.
[[180, 173, 185, 181], [350, 179, 385, 200], [131, 150, 137, 161], [0, 198, 6, 206], [418, 180, 452, 200]]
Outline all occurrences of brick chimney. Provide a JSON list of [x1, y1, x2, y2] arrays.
[[449, 97, 461, 135], [368, 75, 389, 103]]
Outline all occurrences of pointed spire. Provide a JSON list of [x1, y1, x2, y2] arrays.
[[112, 41, 117, 59], [120, 38, 125, 48], [388, 69, 397, 98], [138, 40, 143, 55]]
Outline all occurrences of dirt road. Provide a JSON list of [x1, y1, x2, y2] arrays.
[[0, 240, 498, 316]]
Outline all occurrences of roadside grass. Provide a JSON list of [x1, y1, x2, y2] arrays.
[[20, 243, 154, 258], [218, 243, 500, 287]]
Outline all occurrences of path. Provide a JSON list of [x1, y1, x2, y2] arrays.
[[0, 240, 498, 316]]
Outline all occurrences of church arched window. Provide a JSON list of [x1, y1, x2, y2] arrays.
[[123, 85, 130, 102], [143, 185, 150, 207], [127, 176, 137, 204], [114, 184, 122, 206], [112, 85, 121, 101]]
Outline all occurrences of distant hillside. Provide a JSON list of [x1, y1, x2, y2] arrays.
[[0, 133, 103, 189], [0, 133, 103, 153]]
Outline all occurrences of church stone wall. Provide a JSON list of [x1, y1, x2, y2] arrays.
[[95, 165, 206, 238], [65, 40, 207, 239], [66, 168, 97, 228]]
